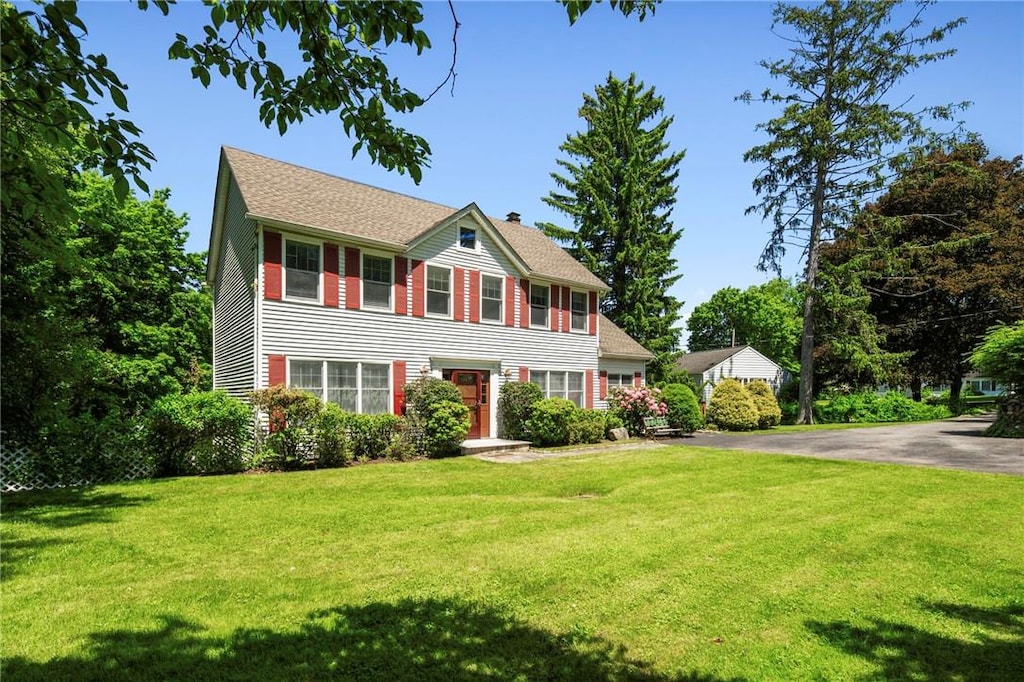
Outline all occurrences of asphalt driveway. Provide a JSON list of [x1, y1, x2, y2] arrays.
[[680, 415, 1024, 476]]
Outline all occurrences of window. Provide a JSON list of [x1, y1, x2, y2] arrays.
[[530, 283, 549, 327], [459, 226, 477, 250], [285, 240, 320, 300], [362, 254, 392, 309], [290, 359, 390, 414], [530, 370, 585, 407], [426, 265, 451, 316], [481, 275, 503, 322], [607, 373, 633, 388], [571, 291, 587, 331]]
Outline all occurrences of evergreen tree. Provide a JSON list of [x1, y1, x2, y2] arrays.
[[541, 73, 685, 380], [740, 0, 965, 423]]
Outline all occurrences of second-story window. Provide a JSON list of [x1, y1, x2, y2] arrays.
[[362, 254, 392, 310], [571, 291, 588, 331], [530, 283, 549, 327], [481, 275, 502, 322], [285, 240, 320, 300], [426, 265, 450, 316]]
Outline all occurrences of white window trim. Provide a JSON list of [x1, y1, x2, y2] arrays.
[[529, 282, 550, 329], [530, 369, 586, 407], [570, 290, 588, 332], [360, 250, 394, 313], [480, 273, 504, 325], [425, 262, 454, 319], [282, 235, 323, 305], [457, 224, 479, 252], [287, 357, 392, 415]]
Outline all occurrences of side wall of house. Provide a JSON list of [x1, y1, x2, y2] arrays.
[[212, 176, 257, 398], [596, 359, 647, 410], [700, 348, 786, 403]]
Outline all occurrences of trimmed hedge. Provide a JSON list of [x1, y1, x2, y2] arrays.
[[707, 379, 758, 431], [745, 380, 782, 429], [661, 383, 704, 433], [498, 381, 544, 440], [568, 409, 606, 445], [404, 376, 470, 457], [148, 390, 253, 475], [526, 398, 577, 446]]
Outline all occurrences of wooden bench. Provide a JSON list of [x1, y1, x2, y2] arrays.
[[643, 416, 686, 439]]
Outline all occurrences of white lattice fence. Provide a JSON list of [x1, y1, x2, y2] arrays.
[[1, 436, 153, 493]]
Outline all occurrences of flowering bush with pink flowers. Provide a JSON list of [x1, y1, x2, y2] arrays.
[[606, 386, 668, 436]]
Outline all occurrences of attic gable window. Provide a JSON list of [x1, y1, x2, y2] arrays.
[[362, 253, 392, 310], [285, 239, 320, 301], [459, 226, 477, 250]]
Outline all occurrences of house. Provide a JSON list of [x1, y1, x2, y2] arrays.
[[676, 345, 788, 404], [207, 147, 653, 440]]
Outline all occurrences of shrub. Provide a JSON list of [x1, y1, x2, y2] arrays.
[[346, 413, 403, 461], [526, 397, 577, 446], [498, 381, 544, 440], [745, 381, 782, 429], [404, 376, 469, 457], [707, 379, 758, 431], [604, 411, 625, 438], [661, 383, 704, 433], [779, 400, 799, 425], [250, 386, 323, 468], [606, 386, 668, 436], [568, 408, 606, 445], [147, 390, 253, 475], [815, 391, 951, 424], [313, 403, 350, 468]]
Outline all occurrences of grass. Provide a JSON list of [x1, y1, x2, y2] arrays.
[[3, 447, 1022, 681]]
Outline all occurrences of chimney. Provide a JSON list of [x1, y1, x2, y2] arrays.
[[506, 211, 521, 223]]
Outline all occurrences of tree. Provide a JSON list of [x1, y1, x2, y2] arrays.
[[541, 73, 685, 380], [686, 279, 802, 371], [825, 142, 1024, 403], [740, 0, 965, 423], [971, 321, 1024, 438]]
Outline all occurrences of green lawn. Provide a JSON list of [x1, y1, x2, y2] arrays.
[[3, 447, 1022, 681]]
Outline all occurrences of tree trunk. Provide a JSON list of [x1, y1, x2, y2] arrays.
[[910, 375, 922, 402], [949, 372, 963, 413], [797, 158, 829, 425]]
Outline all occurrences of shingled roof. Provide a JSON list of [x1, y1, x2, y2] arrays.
[[217, 147, 605, 290], [598, 314, 654, 360], [675, 346, 750, 374]]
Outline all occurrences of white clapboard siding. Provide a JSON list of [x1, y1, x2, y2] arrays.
[[699, 347, 786, 404], [212, 177, 257, 398], [596, 359, 647, 410]]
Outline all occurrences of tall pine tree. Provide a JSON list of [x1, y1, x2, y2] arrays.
[[540, 73, 685, 380]]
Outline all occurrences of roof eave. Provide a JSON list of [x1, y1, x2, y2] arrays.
[[206, 150, 232, 288], [249, 214, 407, 251]]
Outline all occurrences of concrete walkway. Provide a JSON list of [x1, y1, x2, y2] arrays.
[[475, 416, 1024, 476]]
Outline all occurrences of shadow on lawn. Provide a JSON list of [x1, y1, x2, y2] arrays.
[[806, 601, 1024, 681], [2, 598, 743, 682], [1, 487, 153, 529]]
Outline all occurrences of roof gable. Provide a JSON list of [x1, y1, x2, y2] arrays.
[[675, 345, 782, 375], [216, 147, 606, 290]]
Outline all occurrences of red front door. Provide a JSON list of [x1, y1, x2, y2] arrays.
[[451, 370, 489, 439]]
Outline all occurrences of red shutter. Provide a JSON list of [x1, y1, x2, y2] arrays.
[[566, 289, 572, 330], [519, 366, 529, 383], [468, 270, 481, 323], [268, 355, 287, 387], [585, 369, 594, 409], [395, 256, 408, 315], [550, 285, 559, 332], [344, 247, 361, 309], [263, 231, 282, 300], [412, 260, 425, 317], [504, 276, 516, 327], [393, 361, 407, 415], [634, 372, 642, 388], [519, 278, 530, 329], [323, 243, 339, 307], [588, 291, 598, 336], [453, 267, 465, 321], [267, 354, 287, 432], [599, 370, 608, 400]]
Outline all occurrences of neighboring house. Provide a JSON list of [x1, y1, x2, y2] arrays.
[[676, 345, 788, 405], [207, 147, 653, 440]]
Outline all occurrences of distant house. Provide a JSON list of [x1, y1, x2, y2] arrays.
[[206, 147, 652, 441], [676, 345, 788, 404]]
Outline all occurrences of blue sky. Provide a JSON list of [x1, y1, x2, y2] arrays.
[[72, 1, 1022, 344]]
